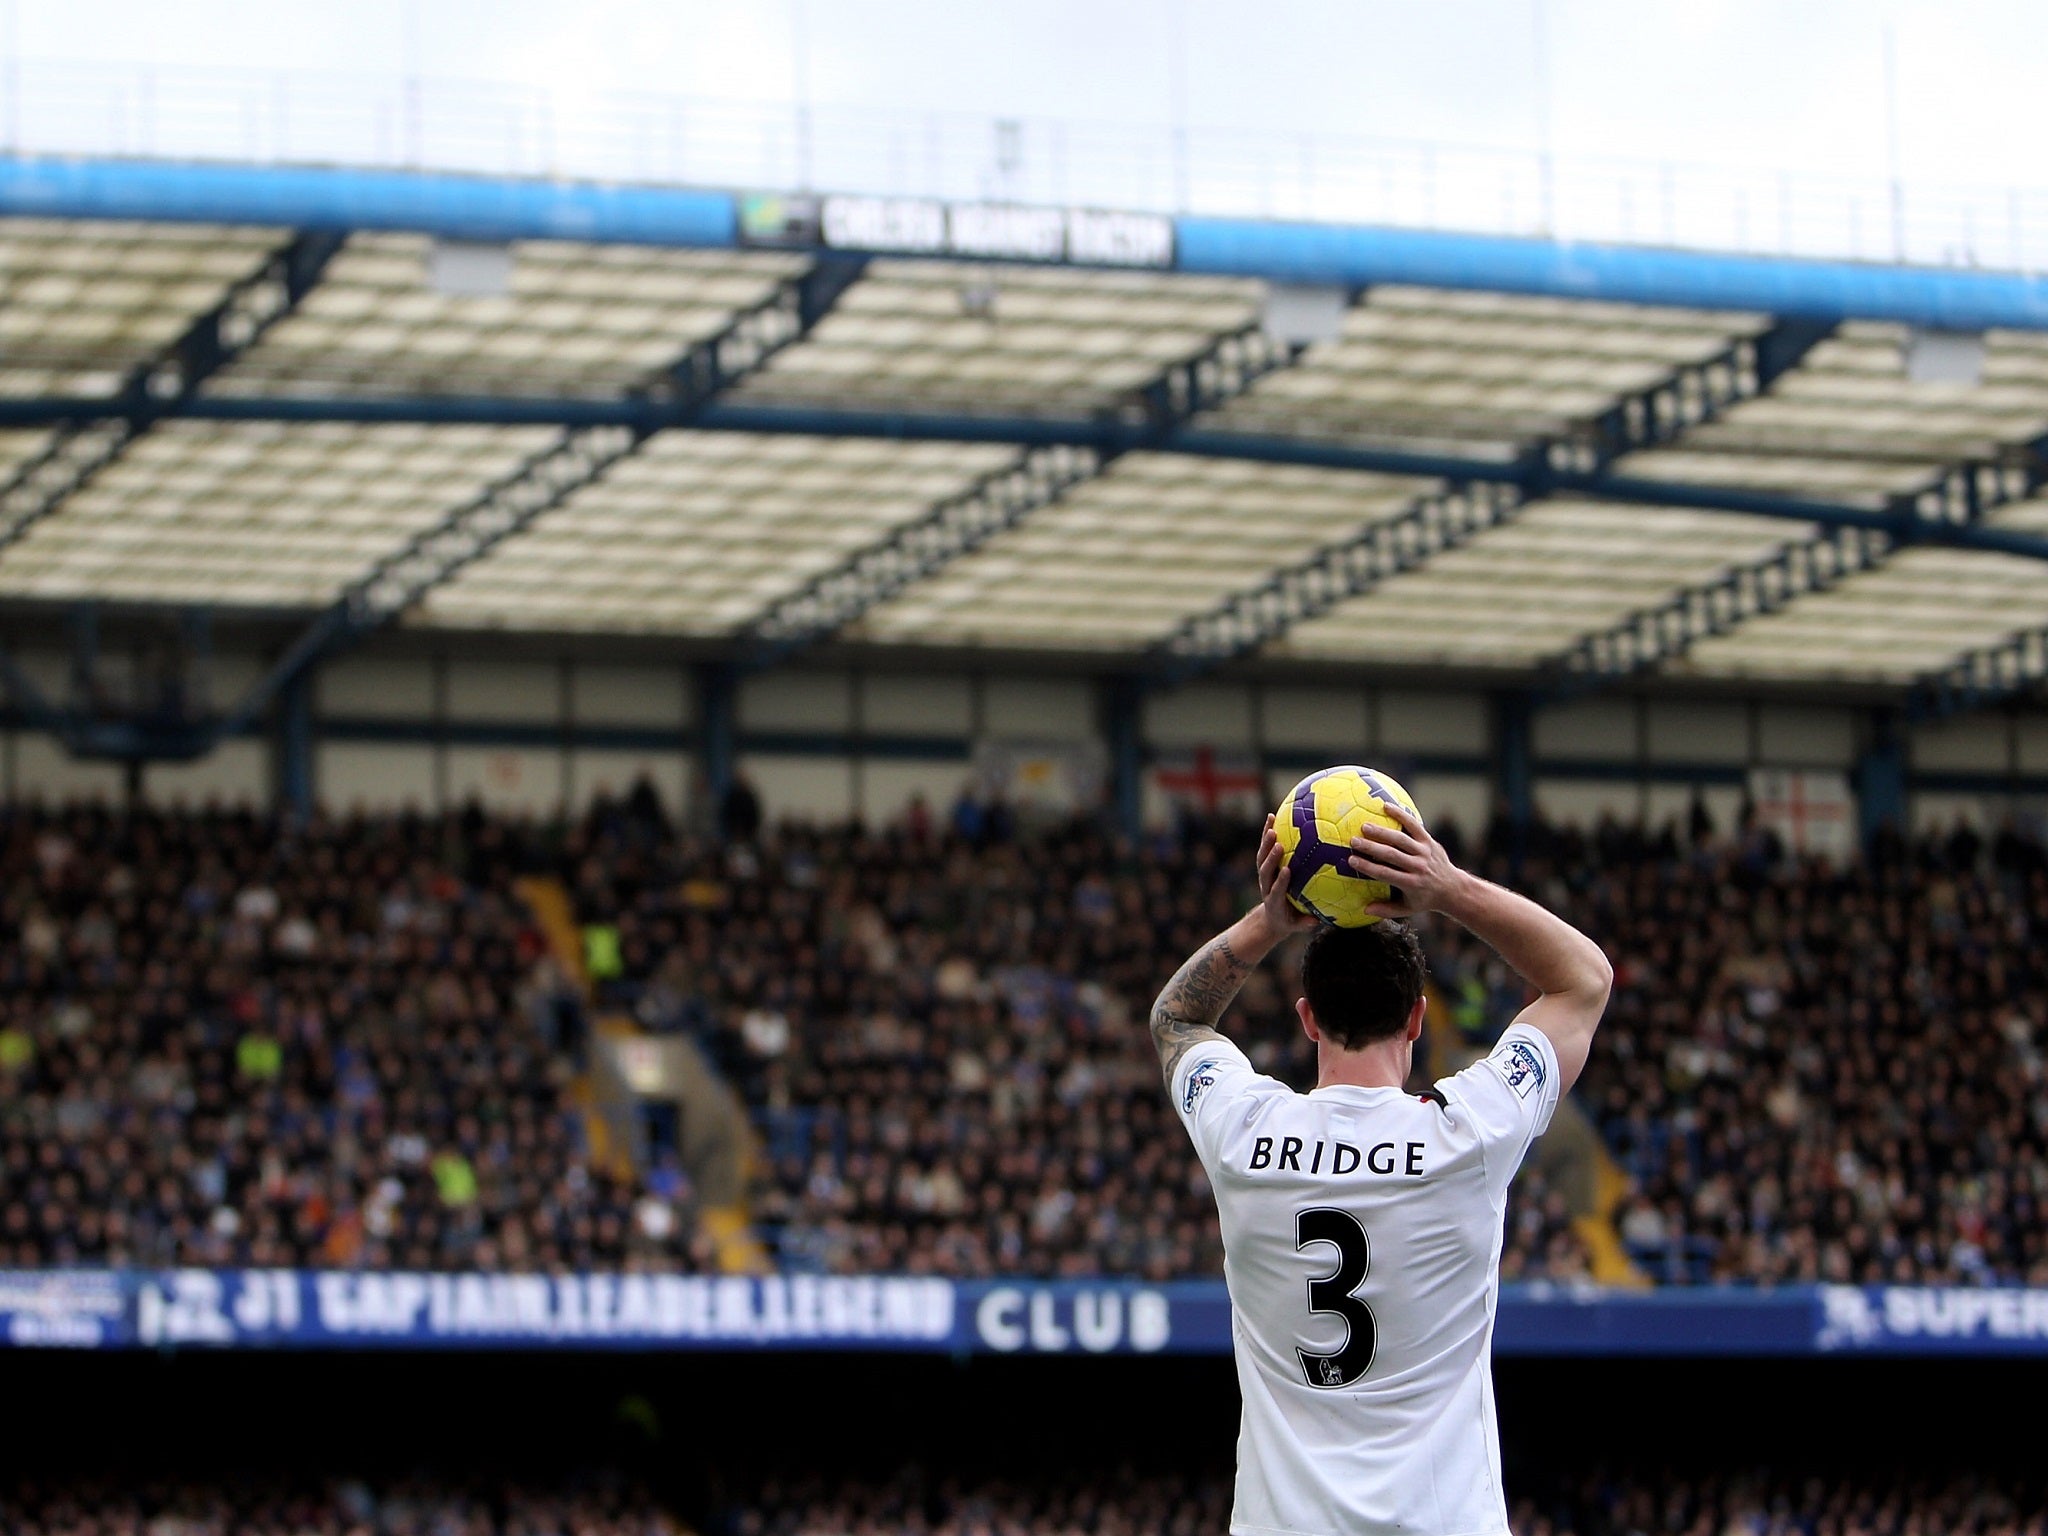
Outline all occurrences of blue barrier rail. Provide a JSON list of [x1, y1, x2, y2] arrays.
[[5, 1271, 2046, 1357], [0, 156, 735, 247], [7, 156, 2048, 332], [1175, 217, 2048, 331]]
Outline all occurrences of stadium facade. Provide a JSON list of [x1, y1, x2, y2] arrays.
[[0, 155, 2043, 849]]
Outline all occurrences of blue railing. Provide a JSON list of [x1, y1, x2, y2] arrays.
[[7, 156, 2048, 331]]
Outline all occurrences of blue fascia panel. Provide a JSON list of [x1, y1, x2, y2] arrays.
[[8, 156, 2048, 330], [0, 155, 736, 248], [1176, 216, 2048, 332]]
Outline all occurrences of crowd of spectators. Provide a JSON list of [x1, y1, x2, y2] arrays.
[[5, 785, 2047, 1285], [569, 803, 1308, 1280], [13, 1464, 2043, 1536], [1493, 816, 2048, 1284], [0, 804, 708, 1272], [573, 789, 2048, 1287], [735, 1466, 2047, 1536], [0, 1477, 680, 1536], [1510, 1467, 2047, 1536]]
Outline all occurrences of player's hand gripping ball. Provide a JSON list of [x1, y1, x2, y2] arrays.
[[1272, 766, 1421, 927]]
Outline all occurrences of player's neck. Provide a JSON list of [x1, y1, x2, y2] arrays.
[[1316, 1038, 1411, 1092]]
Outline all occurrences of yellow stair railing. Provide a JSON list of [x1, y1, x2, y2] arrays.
[[516, 871, 771, 1274]]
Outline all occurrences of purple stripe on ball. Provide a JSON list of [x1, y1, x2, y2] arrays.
[[1288, 773, 1367, 920]]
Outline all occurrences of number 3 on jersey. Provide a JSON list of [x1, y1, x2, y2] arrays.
[[1294, 1208, 1377, 1389]]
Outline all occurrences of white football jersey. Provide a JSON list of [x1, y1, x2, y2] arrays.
[[1172, 1022, 1561, 1536]]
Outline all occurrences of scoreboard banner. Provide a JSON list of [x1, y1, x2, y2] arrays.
[[736, 191, 1175, 269], [4, 1271, 2047, 1356]]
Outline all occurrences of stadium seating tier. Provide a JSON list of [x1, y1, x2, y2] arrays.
[[0, 421, 559, 607], [0, 219, 285, 397], [0, 212, 2044, 699], [729, 259, 1266, 418], [855, 453, 1441, 650], [204, 235, 812, 400], [423, 431, 1024, 635]]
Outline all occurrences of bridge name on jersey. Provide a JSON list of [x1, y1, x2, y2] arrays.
[[1246, 1136, 1426, 1177]]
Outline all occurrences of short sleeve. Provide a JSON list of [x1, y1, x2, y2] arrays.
[[1169, 1036, 1267, 1167], [1438, 1023, 1562, 1201]]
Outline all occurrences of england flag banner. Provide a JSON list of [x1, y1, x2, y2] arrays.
[[1749, 768, 1854, 858]]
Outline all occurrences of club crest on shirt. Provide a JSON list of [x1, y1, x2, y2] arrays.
[[1182, 1059, 1221, 1113], [1497, 1039, 1545, 1099]]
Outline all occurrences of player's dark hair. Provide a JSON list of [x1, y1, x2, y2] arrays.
[[1300, 920, 1427, 1050]]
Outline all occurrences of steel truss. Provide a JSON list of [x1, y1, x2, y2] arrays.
[[1552, 457, 2043, 699], [1556, 317, 1834, 474], [0, 229, 343, 557], [224, 254, 870, 736], [1145, 317, 1837, 688], [1154, 479, 1527, 683], [1914, 625, 2048, 720], [743, 444, 1102, 666], [736, 320, 1300, 665], [0, 253, 868, 762]]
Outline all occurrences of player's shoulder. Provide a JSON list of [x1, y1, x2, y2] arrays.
[[1431, 1023, 1563, 1174], [1175, 1035, 1286, 1117], [1444, 1023, 1558, 1107]]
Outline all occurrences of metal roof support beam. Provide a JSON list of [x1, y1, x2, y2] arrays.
[[45, 253, 867, 765], [646, 253, 866, 422], [1146, 304, 1897, 692], [276, 668, 315, 817], [0, 229, 344, 558], [1549, 458, 2042, 702], [1556, 522, 1894, 686], [1153, 477, 1528, 685], [1855, 709, 1908, 847], [1493, 691, 1535, 876], [9, 383, 2048, 563], [1105, 675, 1145, 838], [743, 443, 1104, 667], [1911, 625, 2048, 720], [1566, 317, 1836, 473], [738, 321, 1299, 667], [698, 662, 739, 812]]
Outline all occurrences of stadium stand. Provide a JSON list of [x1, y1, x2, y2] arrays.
[[738, 1467, 2048, 1536], [856, 455, 1440, 650], [204, 236, 810, 400], [5, 788, 2047, 1285], [0, 422, 557, 606], [0, 205, 2040, 704], [1271, 496, 1802, 667], [564, 795, 2045, 1285], [1682, 502, 2048, 684], [8, 111, 2048, 1536], [728, 260, 1266, 417], [1195, 286, 1773, 461], [0, 219, 286, 396], [12, 1463, 2041, 1536], [0, 804, 709, 1272], [0, 1477, 682, 1535], [425, 433, 1023, 636], [1, 176, 2047, 1304], [1465, 818, 2048, 1285]]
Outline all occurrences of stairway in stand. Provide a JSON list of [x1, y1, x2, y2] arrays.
[[514, 875, 770, 1274]]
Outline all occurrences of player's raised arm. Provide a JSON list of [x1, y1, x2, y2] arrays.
[[1346, 803, 1612, 1092], [1148, 815, 1316, 1089]]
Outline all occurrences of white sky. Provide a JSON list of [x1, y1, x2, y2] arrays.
[[10, 0, 2048, 194]]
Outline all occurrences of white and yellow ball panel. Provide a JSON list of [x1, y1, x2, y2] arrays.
[[1272, 765, 1419, 927]]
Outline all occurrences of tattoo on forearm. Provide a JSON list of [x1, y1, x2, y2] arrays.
[[1149, 932, 1254, 1086]]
